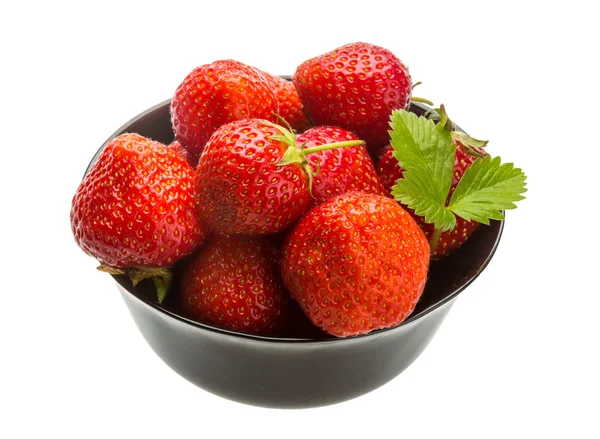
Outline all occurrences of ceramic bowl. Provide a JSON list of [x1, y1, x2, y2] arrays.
[[85, 98, 504, 409]]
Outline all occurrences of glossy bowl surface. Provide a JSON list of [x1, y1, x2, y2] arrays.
[[87, 98, 504, 409]]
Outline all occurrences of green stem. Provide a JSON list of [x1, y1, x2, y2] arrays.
[[438, 104, 454, 132], [302, 140, 365, 155], [411, 96, 435, 106], [429, 227, 442, 255]]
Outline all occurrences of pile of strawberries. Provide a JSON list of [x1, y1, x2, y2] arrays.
[[71, 42, 526, 338]]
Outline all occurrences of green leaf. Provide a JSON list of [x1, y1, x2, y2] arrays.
[[389, 110, 456, 230], [448, 155, 528, 224], [389, 108, 527, 233], [391, 169, 457, 231]]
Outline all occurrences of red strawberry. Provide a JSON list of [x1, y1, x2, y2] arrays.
[[71, 133, 209, 300], [377, 139, 486, 258], [196, 118, 311, 235], [282, 191, 430, 337], [293, 42, 412, 154], [171, 60, 279, 157], [296, 126, 386, 208], [168, 140, 198, 168], [260, 72, 311, 132], [180, 234, 292, 336], [195, 118, 365, 235]]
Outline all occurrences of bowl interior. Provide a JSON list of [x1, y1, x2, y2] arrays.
[[93, 98, 504, 342]]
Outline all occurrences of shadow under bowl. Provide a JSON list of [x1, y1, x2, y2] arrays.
[[87, 99, 504, 409]]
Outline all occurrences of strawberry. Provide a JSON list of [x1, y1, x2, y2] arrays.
[[296, 126, 386, 207], [195, 118, 365, 235], [260, 71, 311, 132], [378, 142, 483, 258], [376, 145, 402, 192], [71, 133, 209, 301], [282, 191, 430, 337], [180, 234, 292, 336], [171, 60, 279, 157], [168, 140, 198, 168], [196, 118, 310, 235], [293, 42, 412, 154]]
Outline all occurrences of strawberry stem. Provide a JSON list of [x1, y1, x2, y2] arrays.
[[276, 139, 365, 199], [411, 96, 434, 106], [266, 118, 366, 197], [429, 227, 442, 255], [438, 104, 454, 131], [277, 140, 365, 167], [301, 140, 365, 155]]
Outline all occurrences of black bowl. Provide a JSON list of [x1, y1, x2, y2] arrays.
[[86, 99, 504, 409]]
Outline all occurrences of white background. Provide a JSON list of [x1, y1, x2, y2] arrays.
[[2, 1, 598, 437]]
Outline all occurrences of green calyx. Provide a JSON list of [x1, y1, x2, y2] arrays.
[[264, 117, 365, 196], [426, 105, 489, 158], [98, 264, 173, 303]]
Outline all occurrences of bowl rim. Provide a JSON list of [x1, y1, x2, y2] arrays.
[[91, 98, 505, 345]]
